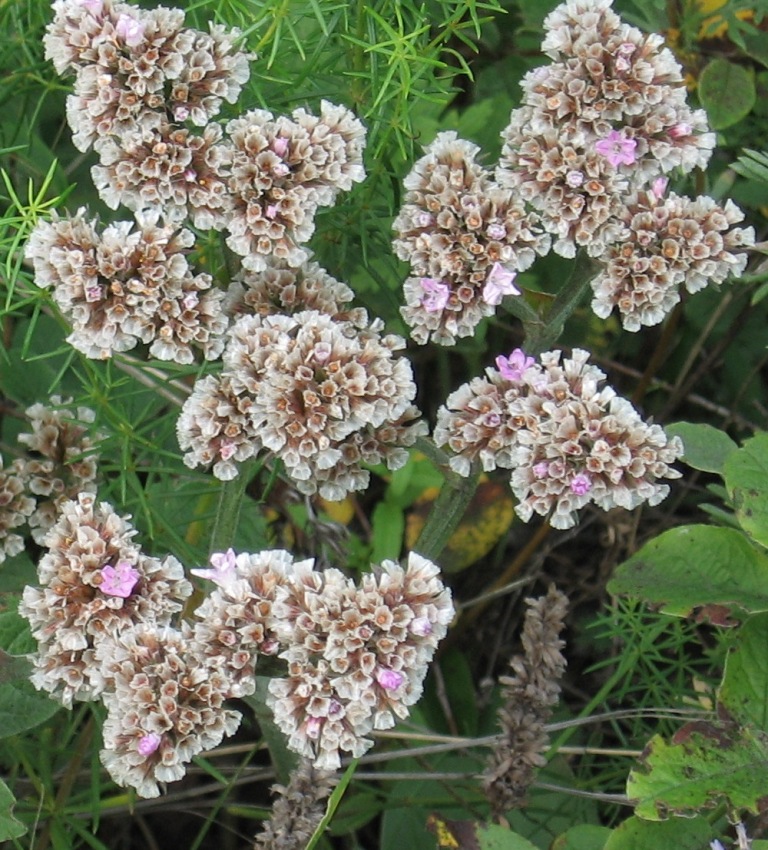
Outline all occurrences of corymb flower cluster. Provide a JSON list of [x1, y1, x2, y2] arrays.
[[20, 496, 453, 794], [434, 348, 683, 529], [395, 0, 753, 340]]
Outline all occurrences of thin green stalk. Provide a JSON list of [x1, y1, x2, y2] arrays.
[[523, 250, 602, 355], [208, 463, 256, 557], [412, 467, 480, 562]]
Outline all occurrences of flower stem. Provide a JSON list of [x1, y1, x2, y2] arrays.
[[209, 463, 255, 557], [412, 467, 480, 562], [523, 250, 602, 355]]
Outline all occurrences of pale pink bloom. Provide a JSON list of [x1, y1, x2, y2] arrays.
[[496, 348, 534, 382], [668, 123, 693, 139], [272, 162, 290, 178], [218, 439, 237, 461], [595, 130, 637, 167], [191, 548, 238, 586], [78, 0, 104, 12], [115, 13, 145, 47], [487, 223, 506, 240], [651, 177, 668, 199], [409, 617, 433, 636], [565, 170, 584, 187], [174, 106, 190, 122], [420, 277, 450, 312], [483, 263, 520, 305], [533, 462, 549, 479], [312, 341, 332, 363], [376, 668, 405, 691], [265, 204, 278, 219], [306, 716, 323, 739], [137, 733, 162, 757], [570, 474, 592, 496], [183, 168, 197, 182], [100, 561, 140, 598], [416, 211, 433, 227], [272, 137, 289, 157], [85, 285, 102, 302]]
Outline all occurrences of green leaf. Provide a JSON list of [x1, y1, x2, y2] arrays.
[[724, 433, 768, 549], [603, 815, 715, 849], [627, 726, 768, 819], [666, 422, 737, 475], [0, 777, 26, 841], [476, 824, 539, 850], [371, 500, 405, 562], [552, 824, 612, 850], [608, 525, 768, 617], [0, 609, 59, 737], [698, 58, 756, 129], [426, 817, 540, 850], [719, 613, 768, 731]]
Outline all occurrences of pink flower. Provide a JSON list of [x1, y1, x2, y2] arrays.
[[265, 204, 278, 219], [272, 137, 289, 157], [85, 285, 102, 303], [174, 105, 190, 122], [651, 177, 668, 199], [496, 348, 535, 382], [570, 474, 592, 496], [533, 461, 549, 479], [306, 716, 323, 739], [483, 263, 520, 305], [115, 13, 145, 47], [137, 733, 161, 757], [191, 548, 238, 586], [487, 223, 507, 240], [409, 616, 433, 636], [376, 667, 405, 691], [420, 277, 450, 313], [100, 560, 140, 598], [668, 123, 693, 140], [565, 170, 584, 188], [595, 130, 637, 167], [78, 0, 104, 13]]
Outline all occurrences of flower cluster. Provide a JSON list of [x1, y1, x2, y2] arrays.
[[19, 493, 192, 708], [25, 209, 227, 361], [177, 304, 426, 499], [496, 0, 715, 258], [590, 189, 755, 331], [434, 348, 683, 528], [17, 397, 100, 541], [0, 457, 35, 564], [21, 511, 453, 791], [393, 131, 549, 345]]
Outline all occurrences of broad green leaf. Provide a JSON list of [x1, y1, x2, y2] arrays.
[[627, 726, 768, 819], [608, 525, 768, 617], [426, 816, 540, 850], [719, 613, 768, 731], [698, 58, 755, 129], [666, 422, 737, 475], [0, 777, 25, 841], [371, 500, 405, 562], [603, 815, 715, 849], [552, 824, 612, 850], [724, 433, 768, 549], [0, 609, 59, 737]]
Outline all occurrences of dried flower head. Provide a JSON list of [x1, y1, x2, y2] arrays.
[[97, 622, 241, 798], [19, 493, 192, 706], [179, 310, 423, 499], [496, 0, 715, 257], [591, 190, 755, 331], [483, 585, 568, 814], [0, 456, 35, 564], [25, 209, 228, 361], [267, 552, 454, 769], [394, 131, 549, 344], [17, 398, 99, 542], [435, 348, 683, 528]]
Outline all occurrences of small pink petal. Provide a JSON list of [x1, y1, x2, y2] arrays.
[[651, 177, 668, 199], [496, 348, 534, 382], [595, 130, 637, 167], [191, 548, 238, 586], [483, 263, 520, 305], [272, 137, 289, 157], [419, 277, 450, 313], [100, 561, 140, 598], [410, 617, 433, 637], [265, 204, 278, 219], [376, 667, 405, 691], [137, 733, 161, 757], [115, 13, 144, 47], [306, 716, 323, 739], [570, 474, 592, 496], [668, 123, 693, 140], [533, 461, 549, 479]]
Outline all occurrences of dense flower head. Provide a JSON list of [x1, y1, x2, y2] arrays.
[[394, 131, 549, 344], [224, 257, 368, 328], [17, 398, 100, 542], [0, 456, 35, 565], [267, 552, 454, 769], [97, 622, 241, 798], [46, 0, 250, 150], [189, 549, 301, 698], [435, 348, 683, 528], [178, 309, 424, 499], [591, 190, 755, 330], [496, 0, 715, 257], [25, 208, 227, 361], [18, 493, 192, 706], [222, 103, 366, 271]]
